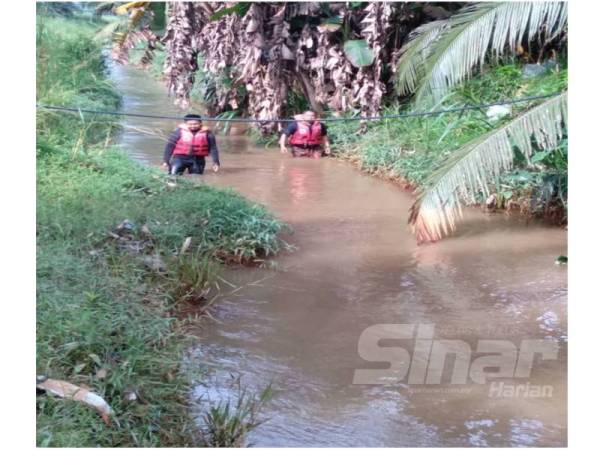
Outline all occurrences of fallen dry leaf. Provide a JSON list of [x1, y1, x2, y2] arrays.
[[37, 378, 113, 424]]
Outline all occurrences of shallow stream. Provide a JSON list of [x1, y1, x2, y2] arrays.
[[112, 63, 567, 447]]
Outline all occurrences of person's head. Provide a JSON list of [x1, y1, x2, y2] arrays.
[[184, 113, 202, 131], [303, 110, 317, 124]]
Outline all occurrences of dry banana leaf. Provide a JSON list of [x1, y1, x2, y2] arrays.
[[37, 378, 113, 425]]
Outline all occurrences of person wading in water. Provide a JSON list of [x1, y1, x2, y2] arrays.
[[162, 114, 220, 175], [279, 110, 331, 159]]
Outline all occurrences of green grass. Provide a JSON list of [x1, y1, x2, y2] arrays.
[[37, 149, 286, 262], [199, 382, 274, 447], [36, 15, 122, 149], [37, 14, 283, 446], [36, 241, 195, 447]]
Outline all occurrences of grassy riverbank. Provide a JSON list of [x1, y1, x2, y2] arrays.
[[37, 15, 284, 447], [326, 61, 568, 221]]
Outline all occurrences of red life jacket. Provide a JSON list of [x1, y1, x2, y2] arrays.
[[172, 124, 210, 157], [289, 120, 323, 147]]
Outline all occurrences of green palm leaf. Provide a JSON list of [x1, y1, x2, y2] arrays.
[[395, 20, 448, 96], [406, 2, 567, 103], [408, 92, 567, 243]]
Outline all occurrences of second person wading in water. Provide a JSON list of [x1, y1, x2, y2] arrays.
[[162, 114, 220, 175], [279, 110, 331, 159]]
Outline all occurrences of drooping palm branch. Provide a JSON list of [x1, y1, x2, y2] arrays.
[[394, 20, 448, 96], [396, 2, 567, 103], [408, 92, 567, 243], [95, 2, 159, 66]]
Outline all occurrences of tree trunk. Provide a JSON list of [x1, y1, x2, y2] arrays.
[[296, 71, 323, 114]]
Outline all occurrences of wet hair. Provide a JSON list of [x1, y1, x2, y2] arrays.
[[184, 113, 202, 121]]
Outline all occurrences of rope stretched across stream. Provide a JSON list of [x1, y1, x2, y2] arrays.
[[36, 92, 562, 123]]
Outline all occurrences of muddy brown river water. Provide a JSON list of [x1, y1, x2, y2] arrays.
[[112, 63, 567, 447]]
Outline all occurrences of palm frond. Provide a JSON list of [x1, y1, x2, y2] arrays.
[[395, 20, 448, 96], [95, 19, 125, 42], [413, 2, 567, 103], [409, 92, 567, 243], [105, 2, 157, 66]]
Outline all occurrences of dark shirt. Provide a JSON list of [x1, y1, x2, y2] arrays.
[[163, 128, 220, 165], [282, 121, 328, 137]]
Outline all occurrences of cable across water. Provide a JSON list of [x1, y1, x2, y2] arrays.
[[36, 92, 563, 124]]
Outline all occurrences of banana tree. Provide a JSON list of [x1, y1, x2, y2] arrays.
[[158, 2, 407, 124]]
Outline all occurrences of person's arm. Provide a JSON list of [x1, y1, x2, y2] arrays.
[[322, 136, 331, 154], [279, 133, 288, 153], [280, 122, 297, 153], [320, 123, 331, 154], [163, 129, 180, 166], [207, 132, 220, 171]]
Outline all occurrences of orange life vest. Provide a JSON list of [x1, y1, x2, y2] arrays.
[[289, 120, 323, 147], [172, 124, 210, 157]]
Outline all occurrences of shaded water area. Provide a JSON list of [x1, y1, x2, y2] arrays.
[[112, 63, 567, 447]]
